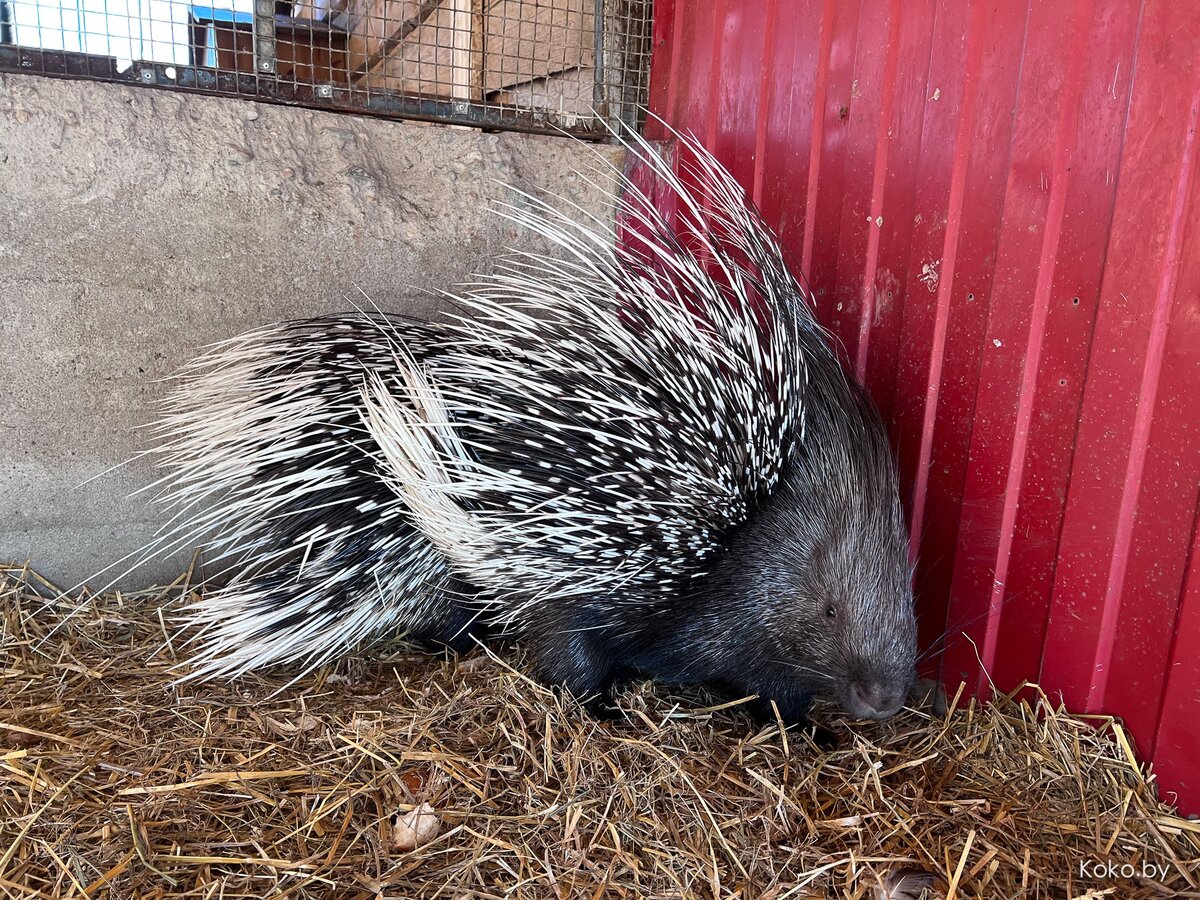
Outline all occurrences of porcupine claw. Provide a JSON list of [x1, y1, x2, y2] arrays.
[[575, 688, 623, 722]]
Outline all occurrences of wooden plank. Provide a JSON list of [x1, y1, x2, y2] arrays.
[[341, 0, 370, 67], [484, 0, 593, 93], [352, 0, 593, 101], [365, 1, 457, 95], [470, 0, 485, 99], [346, 0, 442, 78], [492, 65, 595, 115]]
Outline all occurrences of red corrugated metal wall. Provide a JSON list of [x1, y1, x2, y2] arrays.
[[641, 0, 1200, 813]]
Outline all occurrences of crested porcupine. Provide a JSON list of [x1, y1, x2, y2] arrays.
[[139, 127, 917, 726]]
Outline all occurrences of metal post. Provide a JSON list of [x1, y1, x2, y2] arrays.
[[0, 0, 13, 46], [592, 0, 606, 121], [253, 0, 276, 75]]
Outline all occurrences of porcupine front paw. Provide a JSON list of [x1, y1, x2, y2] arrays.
[[526, 627, 618, 719], [744, 694, 838, 750], [406, 581, 491, 655]]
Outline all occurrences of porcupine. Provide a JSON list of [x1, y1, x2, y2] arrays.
[[141, 127, 918, 727]]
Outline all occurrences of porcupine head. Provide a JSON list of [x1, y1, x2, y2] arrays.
[[605, 371, 919, 728], [726, 385, 916, 726]]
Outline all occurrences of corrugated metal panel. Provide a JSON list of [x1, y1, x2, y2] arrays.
[[642, 0, 1200, 813]]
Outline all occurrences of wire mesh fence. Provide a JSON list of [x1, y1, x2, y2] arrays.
[[0, 0, 652, 137]]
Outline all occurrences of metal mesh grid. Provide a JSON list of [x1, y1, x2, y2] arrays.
[[0, 0, 652, 137]]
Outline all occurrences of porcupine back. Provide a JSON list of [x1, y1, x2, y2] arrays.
[[143, 128, 837, 679]]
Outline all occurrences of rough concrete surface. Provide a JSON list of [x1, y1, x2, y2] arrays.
[[0, 74, 622, 589]]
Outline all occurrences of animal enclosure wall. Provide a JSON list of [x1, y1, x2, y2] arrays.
[[642, 0, 1200, 813], [0, 0, 652, 136]]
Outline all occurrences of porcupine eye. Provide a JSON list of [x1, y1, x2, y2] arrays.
[[825, 603, 837, 620]]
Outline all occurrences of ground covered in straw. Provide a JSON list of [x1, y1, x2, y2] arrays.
[[1, 565, 1197, 899]]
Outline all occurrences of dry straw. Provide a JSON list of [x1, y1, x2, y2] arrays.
[[2, 563, 1197, 898]]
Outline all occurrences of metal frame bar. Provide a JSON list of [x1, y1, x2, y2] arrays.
[[0, 44, 614, 139]]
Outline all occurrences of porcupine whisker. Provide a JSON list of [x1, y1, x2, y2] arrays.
[[908, 578, 1027, 666], [914, 595, 1027, 665], [768, 659, 835, 682]]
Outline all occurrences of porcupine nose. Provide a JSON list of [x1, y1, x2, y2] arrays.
[[849, 680, 904, 720]]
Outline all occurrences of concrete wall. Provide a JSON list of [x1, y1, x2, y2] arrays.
[[0, 73, 621, 590]]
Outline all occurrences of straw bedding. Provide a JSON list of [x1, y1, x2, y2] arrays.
[[1, 564, 1197, 899]]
